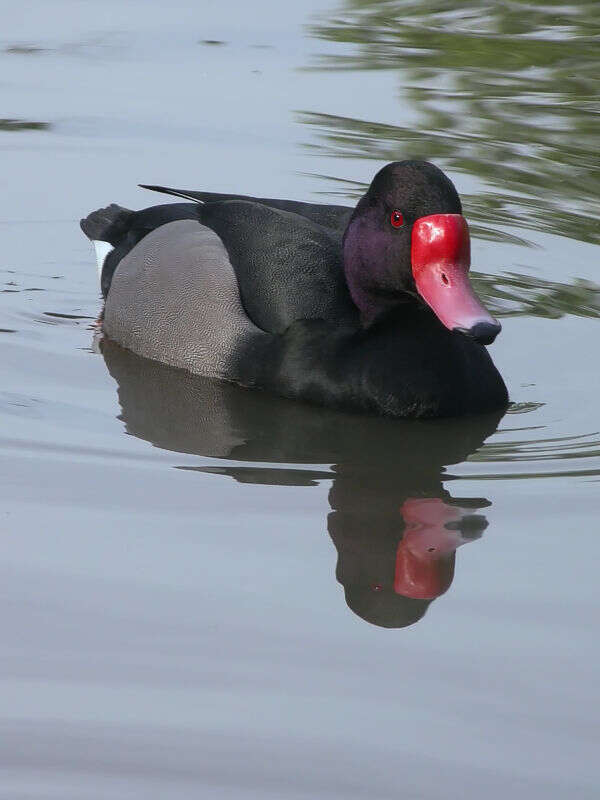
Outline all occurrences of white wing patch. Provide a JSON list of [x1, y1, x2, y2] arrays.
[[93, 240, 114, 279]]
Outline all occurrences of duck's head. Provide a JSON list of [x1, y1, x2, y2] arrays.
[[343, 160, 501, 345]]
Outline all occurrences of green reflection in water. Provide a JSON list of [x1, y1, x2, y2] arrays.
[[306, 0, 600, 247], [4, 45, 46, 55], [471, 272, 599, 319], [0, 118, 51, 131]]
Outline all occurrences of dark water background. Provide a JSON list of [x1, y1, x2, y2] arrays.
[[1, 1, 599, 797]]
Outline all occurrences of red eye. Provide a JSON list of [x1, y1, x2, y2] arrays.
[[390, 210, 404, 228]]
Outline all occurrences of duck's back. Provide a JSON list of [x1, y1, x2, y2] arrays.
[[82, 193, 358, 335]]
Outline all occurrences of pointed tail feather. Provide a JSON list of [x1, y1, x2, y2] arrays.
[[138, 184, 206, 204]]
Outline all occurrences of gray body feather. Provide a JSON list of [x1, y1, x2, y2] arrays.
[[103, 221, 265, 379]]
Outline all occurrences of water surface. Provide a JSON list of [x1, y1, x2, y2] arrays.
[[1, 1, 599, 798]]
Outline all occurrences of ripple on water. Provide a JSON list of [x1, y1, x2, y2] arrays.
[[465, 429, 600, 481], [306, 0, 600, 248]]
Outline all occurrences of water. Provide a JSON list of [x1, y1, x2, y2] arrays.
[[1, 1, 599, 797]]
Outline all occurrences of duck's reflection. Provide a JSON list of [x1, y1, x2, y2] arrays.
[[102, 339, 503, 629], [330, 493, 488, 628]]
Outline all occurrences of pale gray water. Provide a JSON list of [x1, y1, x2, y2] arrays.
[[1, 1, 599, 798]]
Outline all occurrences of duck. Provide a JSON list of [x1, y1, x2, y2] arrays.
[[81, 160, 508, 418]]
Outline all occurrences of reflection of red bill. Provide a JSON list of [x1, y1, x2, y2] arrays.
[[395, 498, 478, 600], [411, 214, 501, 345]]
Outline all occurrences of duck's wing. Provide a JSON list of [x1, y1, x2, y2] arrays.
[[194, 199, 358, 333], [139, 184, 353, 236]]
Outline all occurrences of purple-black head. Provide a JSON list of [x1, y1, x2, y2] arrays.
[[342, 161, 501, 346]]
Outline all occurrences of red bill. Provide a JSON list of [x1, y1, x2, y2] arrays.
[[411, 214, 501, 345]]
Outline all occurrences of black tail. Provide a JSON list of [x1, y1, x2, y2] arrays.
[[80, 203, 134, 244], [138, 185, 205, 204]]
